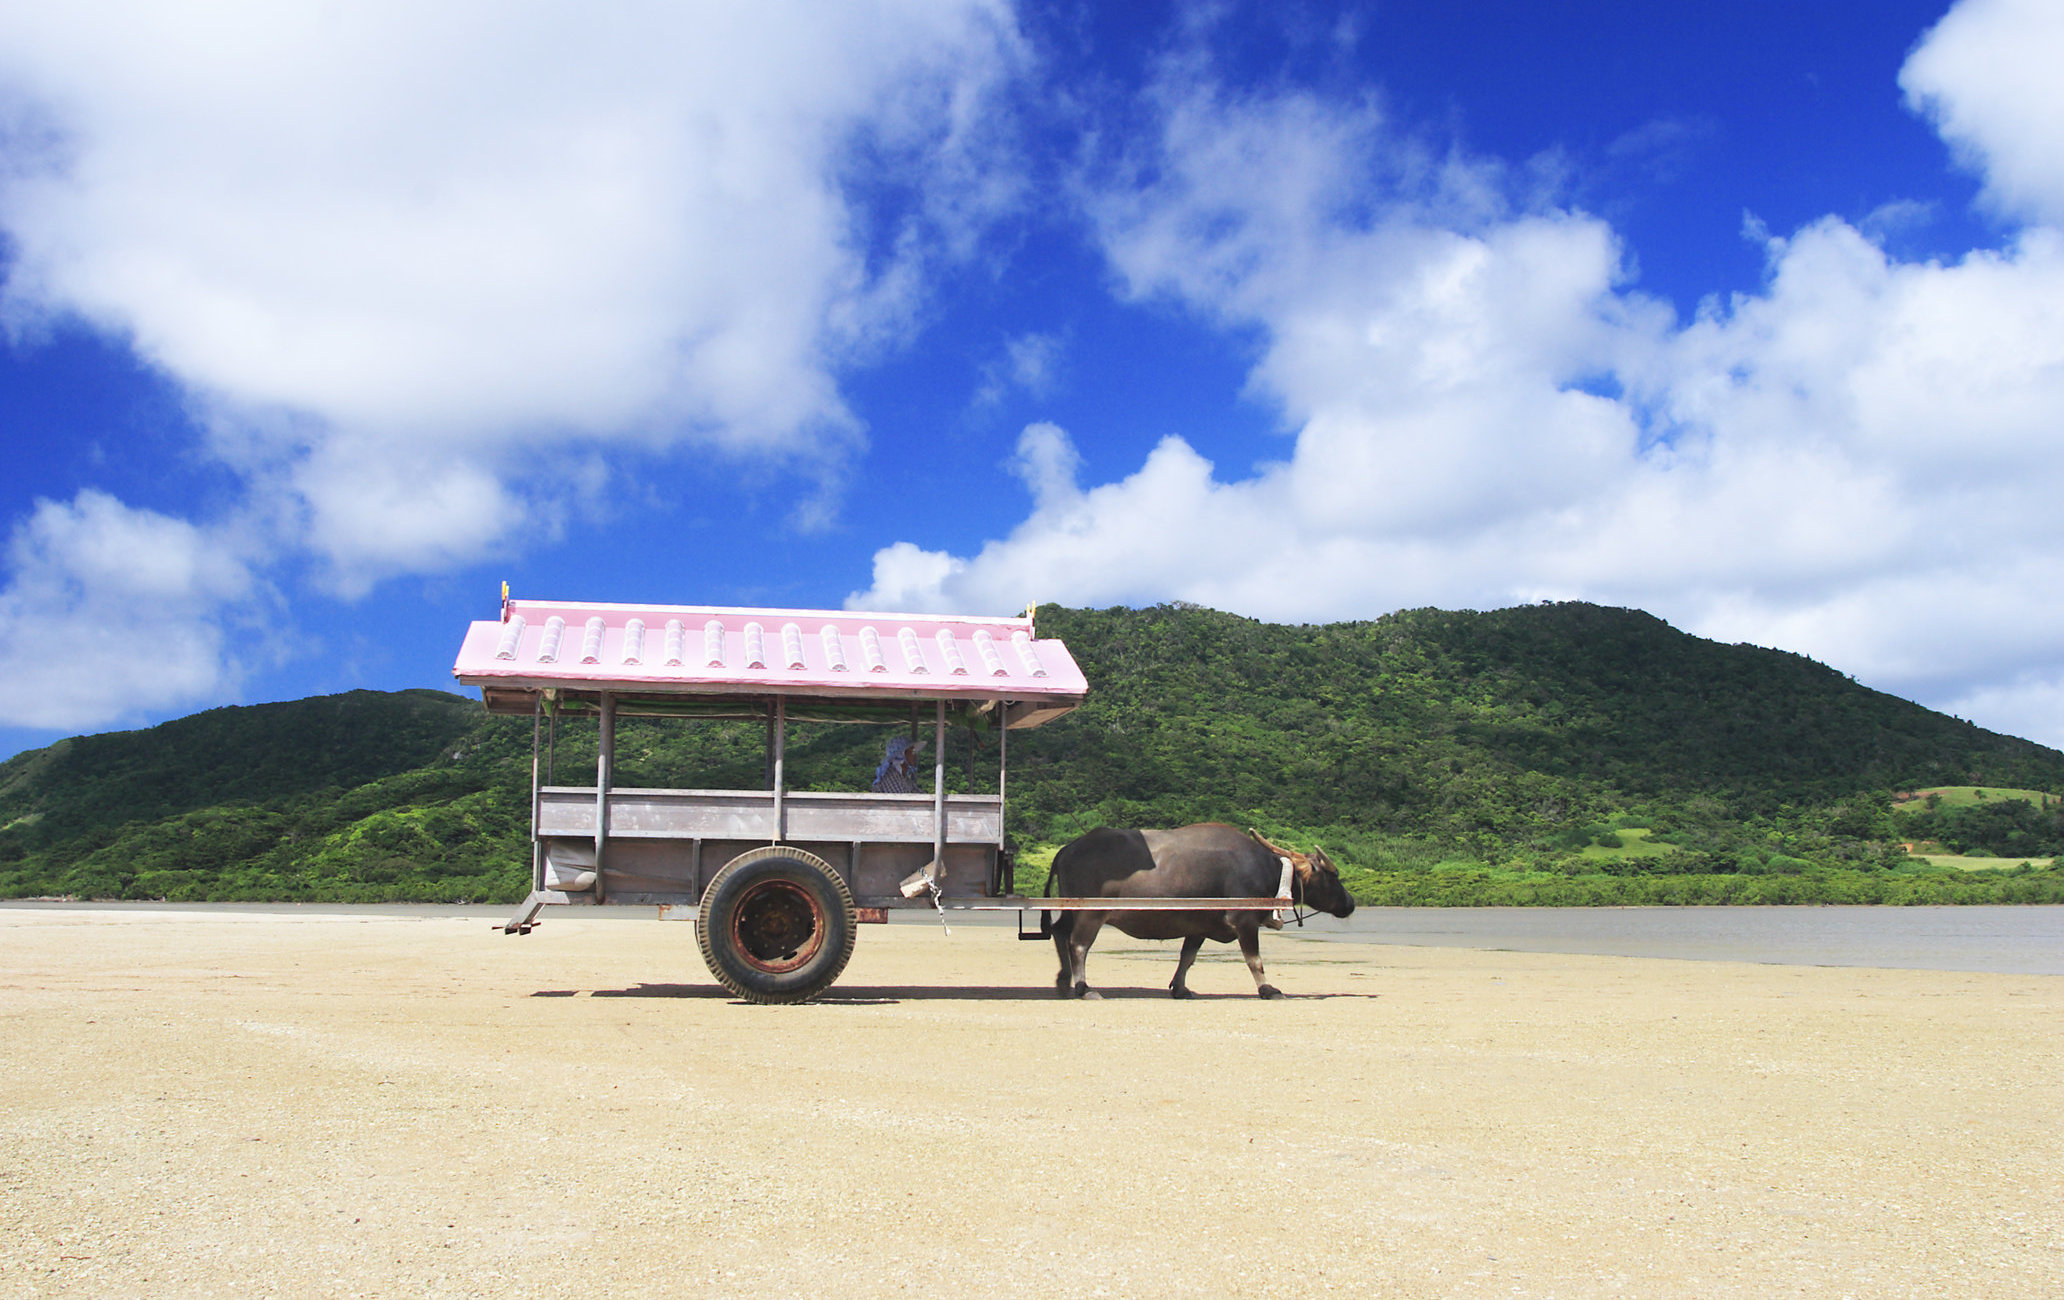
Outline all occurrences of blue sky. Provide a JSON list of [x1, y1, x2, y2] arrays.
[[3, 0, 2063, 759]]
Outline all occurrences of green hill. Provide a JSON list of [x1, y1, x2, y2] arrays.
[[5, 602, 2062, 904]]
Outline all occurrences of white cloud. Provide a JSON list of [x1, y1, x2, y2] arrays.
[[972, 330, 1063, 407], [855, 540, 969, 615], [855, 71, 1662, 617], [0, 491, 256, 729], [0, 0, 1023, 586], [1901, 0, 2064, 224], [854, 0, 2064, 746]]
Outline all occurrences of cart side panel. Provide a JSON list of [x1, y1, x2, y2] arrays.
[[536, 788, 1000, 844], [784, 792, 1000, 844], [538, 788, 775, 839], [850, 841, 995, 904], [538, 830, 997, 907]]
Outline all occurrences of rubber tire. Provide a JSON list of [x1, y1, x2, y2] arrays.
[[695, 847, 857, 1004]]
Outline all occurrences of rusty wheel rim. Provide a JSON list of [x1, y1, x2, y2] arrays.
[[730, 879, 827, 974]]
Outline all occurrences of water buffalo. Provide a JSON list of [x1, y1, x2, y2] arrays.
[[1045, 822, 1355, 999]]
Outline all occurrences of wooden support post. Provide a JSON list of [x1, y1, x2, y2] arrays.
[[529, 695, 544, 894], [594, 691, 614, 904], [996, 699, 1010, 895], [772, 696, 787, 844], [932, 699, 947, 885], [544, 694, 558, 784]]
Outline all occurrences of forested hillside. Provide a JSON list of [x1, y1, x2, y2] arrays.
[[5, 602, 2063, 904]]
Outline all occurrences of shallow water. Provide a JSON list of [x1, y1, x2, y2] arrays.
[[8, 899, 2060, 975], [1298, 905, 2064, 974]]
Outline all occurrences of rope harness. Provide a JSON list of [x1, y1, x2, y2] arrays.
[[1249, 830, 1311, 928]]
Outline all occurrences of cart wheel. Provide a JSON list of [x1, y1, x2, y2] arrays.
[[695, 847, 857, 1004]]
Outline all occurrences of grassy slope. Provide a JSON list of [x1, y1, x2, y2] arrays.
[[1892, 785, 2054, 809], [6, 603, 2064, 903], [1908, 853, 2057, 870], [1577, 828, 1677, 860]]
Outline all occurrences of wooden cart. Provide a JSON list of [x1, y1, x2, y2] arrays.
[[455, 596, 1285, 1002]]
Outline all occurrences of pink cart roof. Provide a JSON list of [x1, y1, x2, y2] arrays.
[[454, 598, 1087, 725]]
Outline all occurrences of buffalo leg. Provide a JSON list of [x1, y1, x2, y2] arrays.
[[1169, 935, 1205, 999], [1050, 913, 1075, 994], [1066, 913, 1106, 1000], [1236, 919, 1281, 999]]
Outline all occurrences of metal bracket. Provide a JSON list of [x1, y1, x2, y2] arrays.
[[499, 891, 547, 935]]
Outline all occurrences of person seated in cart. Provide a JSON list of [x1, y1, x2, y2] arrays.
[[871, 735, 924, 793]]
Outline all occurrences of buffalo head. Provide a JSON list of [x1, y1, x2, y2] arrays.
[[1297, 846, 1356, 918]]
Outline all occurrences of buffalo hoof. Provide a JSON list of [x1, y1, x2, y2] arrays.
[[1256, 984, 1283, 999], [1169, 985, 1194, 1000]]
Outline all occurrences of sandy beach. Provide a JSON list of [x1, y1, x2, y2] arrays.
[[1, 907, 2057, 1298]]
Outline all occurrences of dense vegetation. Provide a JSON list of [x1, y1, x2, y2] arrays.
[[5, 602, 2063, 904]]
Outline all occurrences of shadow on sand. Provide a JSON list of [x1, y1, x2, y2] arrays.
[[539, 983, 1376, 1003]]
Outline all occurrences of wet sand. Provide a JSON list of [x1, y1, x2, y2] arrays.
[[2, 907, 2057, 1298]]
